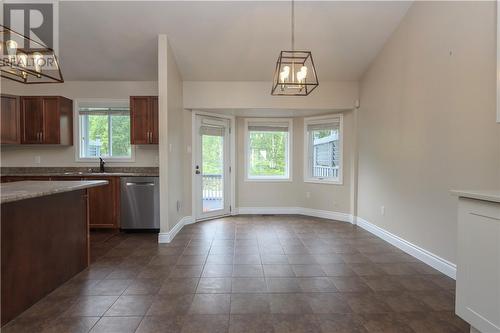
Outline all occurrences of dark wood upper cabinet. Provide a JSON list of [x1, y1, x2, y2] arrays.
[[150, 96, 159, 144], [130, 96, 158, 144], [20, 96, 73, 145], [19, 97, 42, 144], [1, 95, 20, 144]]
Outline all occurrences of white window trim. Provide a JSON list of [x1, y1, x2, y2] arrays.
[[74, 99, 136, 163], [303, 113, 343, 185], [244, 118, 293, 182]]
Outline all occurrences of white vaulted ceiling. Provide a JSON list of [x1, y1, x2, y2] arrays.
[[57, 1, 412, 81]]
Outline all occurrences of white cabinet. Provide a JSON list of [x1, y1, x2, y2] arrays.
[[456, 195, 500, 333]]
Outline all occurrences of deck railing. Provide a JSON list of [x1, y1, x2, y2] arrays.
[[203, 174, 223, 200], [313, 166, 339, 178]]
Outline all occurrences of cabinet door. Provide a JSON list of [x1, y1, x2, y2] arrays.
[[20, 97, 43, 144], [58, 98, 73, 145], [42, 97, 60, 144], [150, 96, 159, 144], [130, 96, 150, 144], [86, 177, 119, 228], [1, 95, 20, 144], [456, 199, 500, 333]]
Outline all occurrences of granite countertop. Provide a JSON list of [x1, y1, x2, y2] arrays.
[[451, 190, 500, 203], [1, 167, 159, 177], [1, 180, 108, 204], [2, 172, 159, 177]]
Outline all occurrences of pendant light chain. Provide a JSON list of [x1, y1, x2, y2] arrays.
[[291, 0, 295, 51], [271, 0, 318, 96]]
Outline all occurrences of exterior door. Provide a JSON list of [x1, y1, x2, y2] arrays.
[[194, 115, 231, 220]]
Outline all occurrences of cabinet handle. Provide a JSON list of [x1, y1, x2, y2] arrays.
[[148, 131, 151, 143]]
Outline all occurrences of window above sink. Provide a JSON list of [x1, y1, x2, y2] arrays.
[[75, 99, 135, 162]]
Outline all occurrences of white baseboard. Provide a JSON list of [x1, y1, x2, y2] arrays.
[[356, 216, 457, 279], [158, 211, 456, 280], [302, 208, 353, 223], [237, 206, 353, 223], [237, 206, 302, 215], [158, 216, 193, 243]]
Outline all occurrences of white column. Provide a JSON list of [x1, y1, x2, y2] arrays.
[[158, 34, 169, 239]]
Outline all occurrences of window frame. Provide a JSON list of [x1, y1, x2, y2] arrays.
[[303, 114, 343, 185], [74, 99, 135, 162], [244, 118, 293, 182]]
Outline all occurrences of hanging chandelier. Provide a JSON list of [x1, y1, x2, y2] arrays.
[[271, 0, 319, 96], [0, 25, 64, 84]]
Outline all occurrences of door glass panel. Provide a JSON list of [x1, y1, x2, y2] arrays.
[[201, 129, 224, 212]]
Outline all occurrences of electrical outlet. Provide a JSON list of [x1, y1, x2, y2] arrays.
[[381, 206, 385, 216], [305, 192, 311, 199], [34, 156, 41, 164], [187, 145, 192, 153]]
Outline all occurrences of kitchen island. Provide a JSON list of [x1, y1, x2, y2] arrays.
[[452, 190, 500, 333], [1, 180, 108, 326]]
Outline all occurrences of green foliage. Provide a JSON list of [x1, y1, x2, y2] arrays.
[[111, 115, 131, 157], [88, 115, 109, 155], [313, 129, 333, 139], [202, 135, 223, 174], [86, 114, 131, 157], [249, 131, 287, 177], [200, 131, 288, 177]]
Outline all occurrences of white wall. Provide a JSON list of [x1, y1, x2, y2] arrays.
[[184, 81, 358, 111], [166, 40, 190, 231], [236, 113, 354, 215], [357, 1, 500, 263], [158, 35, 191, 234], [0, 80, 159, 167]]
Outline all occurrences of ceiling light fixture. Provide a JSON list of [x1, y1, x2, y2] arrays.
[[0, 25, 64, 84], [271, 0, 319, 96]]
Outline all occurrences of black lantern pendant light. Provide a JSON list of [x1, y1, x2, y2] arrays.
[[271, 0, 319, 96], [0, 25, 64, 84]]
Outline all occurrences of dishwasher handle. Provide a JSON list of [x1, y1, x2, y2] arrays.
[[126, 182, 156, 186]]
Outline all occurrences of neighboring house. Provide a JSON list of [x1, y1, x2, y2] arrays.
[[312, 132, 339, 178]]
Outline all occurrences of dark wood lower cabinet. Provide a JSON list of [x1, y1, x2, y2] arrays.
[[1, 190, 89, 326], [84, 176, 120, 229], [0, 176, 121, 229]]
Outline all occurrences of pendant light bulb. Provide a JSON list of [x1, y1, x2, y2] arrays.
[[280, 65, 290, 83], [300, 66, 307, 77], [5, 40, 17, 56], [32, 52, 43, 73]]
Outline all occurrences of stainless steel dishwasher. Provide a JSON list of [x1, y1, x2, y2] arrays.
[[120, 177, 159, 230]]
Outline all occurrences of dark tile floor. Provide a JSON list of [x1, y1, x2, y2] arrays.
[[2, 215, 469, 333]]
